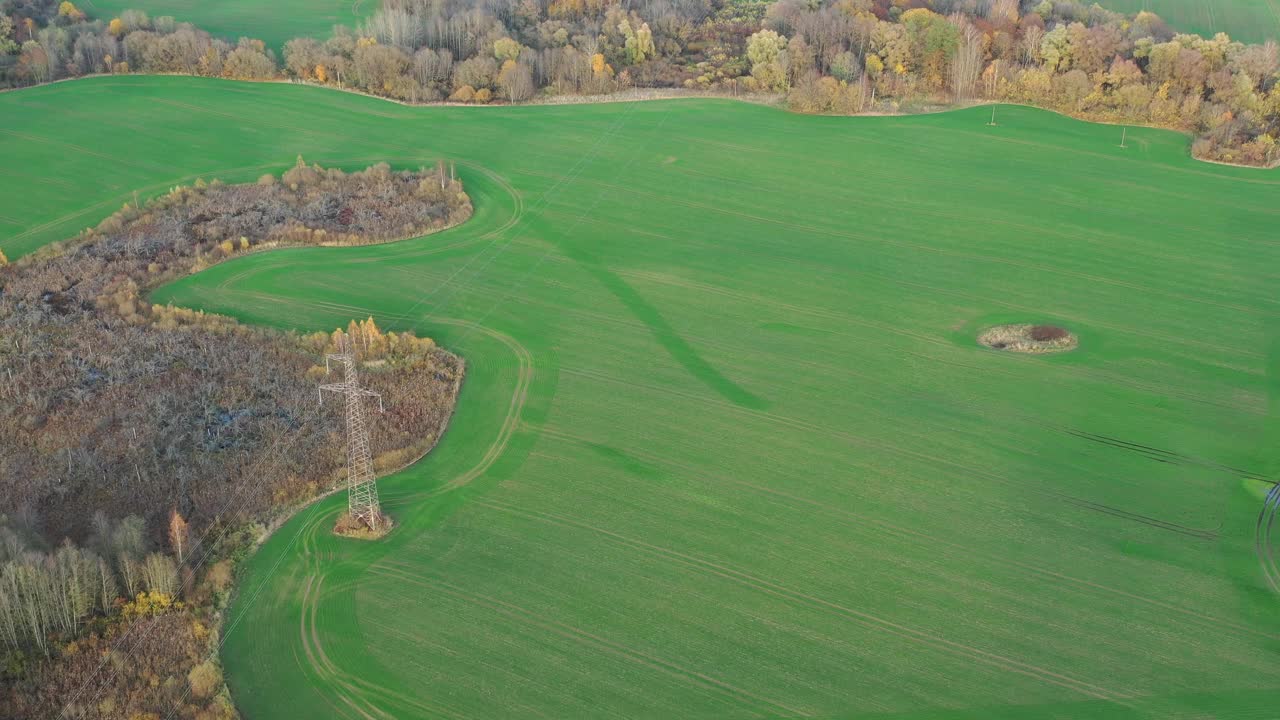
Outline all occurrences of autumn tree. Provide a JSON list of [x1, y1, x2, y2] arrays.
[[449, 83, 476, 102], [0, 525, 114, 656], [830, 51, 860, 82], [168, 509, 190, 564], [590, 52, 613, 85], [453, 55, 498, 91], [57, 1, 85, 21], [0, 16, 18, 55], [617, 19, 655, 65], [950, 20, 984, 100], [284, 37, 325, 79], [18, 41, 52, 84], [498, 59, 534, 102], [142, 552, 179, 597], [188, 661, 222, 699], [106, 515, 147, 596], [493, 36, 521, 63], [747, 29, 789, 92], [353, 42, 411, 92], [901, 8, 958, 91], [222, 39, 277, 79]]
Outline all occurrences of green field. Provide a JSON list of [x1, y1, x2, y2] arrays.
[[82, 0, 371, 51], [4, 76, 1280, 718], [1105, 0, 1280, 43], [75, 0, 1280, 54]]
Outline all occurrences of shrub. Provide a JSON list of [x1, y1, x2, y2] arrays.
[[187, 661, 221, 699]]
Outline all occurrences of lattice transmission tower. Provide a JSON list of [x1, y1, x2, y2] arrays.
[[319, 334, 386, 530]]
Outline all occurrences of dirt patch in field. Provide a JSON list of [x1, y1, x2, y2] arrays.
[[978, 324, 1077, 354], [333, 511, 396, 540]]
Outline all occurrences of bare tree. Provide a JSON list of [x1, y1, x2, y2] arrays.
[[142, 553, 179, 597], [950, 19, 984, 100]]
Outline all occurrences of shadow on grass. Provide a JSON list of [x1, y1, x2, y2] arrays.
[[565, 244, 768, 411]]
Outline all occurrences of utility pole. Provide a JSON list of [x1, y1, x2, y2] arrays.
[[319, 334, 386, 531]]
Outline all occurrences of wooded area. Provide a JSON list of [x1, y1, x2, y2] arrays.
[[0, 161, 469, 718], [1, 0, 1277, 164]]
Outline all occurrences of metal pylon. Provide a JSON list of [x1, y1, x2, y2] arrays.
[[319, 334, 385, 530]]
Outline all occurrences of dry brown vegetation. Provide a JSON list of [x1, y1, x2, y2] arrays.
[[978, 323, 1078, 353], [0, 161, 469, 719], [332, 510, 395, 541]]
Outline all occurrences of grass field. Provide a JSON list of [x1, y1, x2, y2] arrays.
[[1104, 0, 1280, 43], [81, 0, 372, 51], [75, 0, 1280, 52], [4, 76, 1280, 718]]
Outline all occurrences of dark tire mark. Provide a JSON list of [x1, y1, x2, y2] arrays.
[[1041, 422, 1273, 483], [1061, 496, 1219, 540]]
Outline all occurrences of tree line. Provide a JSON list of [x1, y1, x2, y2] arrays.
[[0, 161, 468, 717], [778, 0, 1279, 165], [0, 0, 278, 82], [0, 505, 237, 718], [0, 513, 179, 658], [1, 0, 1276, 164]]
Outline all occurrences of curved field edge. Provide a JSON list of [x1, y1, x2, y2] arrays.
[[1, 74, 1276, 260], [11, 75, 1280, 718], [219, 321, 534, 719], [149, 164, 536, 718]]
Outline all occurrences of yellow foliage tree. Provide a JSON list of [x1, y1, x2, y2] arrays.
[[865, 54, 884, 79], [219, 240, 235, 255], [168, 509, 189, 564], [58, 1, 84, 20], [121, 591, 178, 619], [188, 661, 222, 699], [315, 64, 327, 82], [0, 247, 8, 266], [548, 0, 608, 18], [107, 18, 124, 36], [493, 37, 521, 62]]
